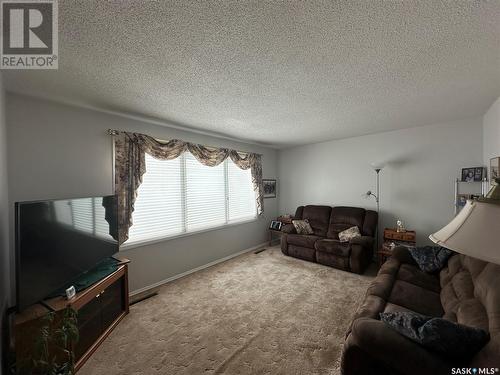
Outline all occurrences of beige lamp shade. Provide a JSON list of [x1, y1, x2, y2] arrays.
[[429, 199, 500, 265]]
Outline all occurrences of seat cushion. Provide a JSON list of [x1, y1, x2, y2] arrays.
[[389, 280, 444, 317], [315, 238, 351, 256], [397, 264, 441, 293], [286, 234, 321, 249]]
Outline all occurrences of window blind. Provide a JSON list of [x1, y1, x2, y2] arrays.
[[126, 152, 257, 244], [127, 154, 184, 242], [185, 152, 226, 231], [228, 161, 257, 222]]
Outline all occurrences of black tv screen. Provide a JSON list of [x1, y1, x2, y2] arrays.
[[15, 195, 118, 311]]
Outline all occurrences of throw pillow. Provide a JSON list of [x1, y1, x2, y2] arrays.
[[407, 246, 454, 273], [292, 219, 314, 235], [338, 226, 361, 242], [380, 311, 489, 360]]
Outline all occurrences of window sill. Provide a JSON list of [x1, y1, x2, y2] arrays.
[[120, 216, 260, 251]]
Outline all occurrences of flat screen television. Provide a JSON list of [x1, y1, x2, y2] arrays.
[[15, 195, 118, 311]]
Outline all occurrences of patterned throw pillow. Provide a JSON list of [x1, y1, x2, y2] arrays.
[[380, 311, 490, 360], [338, 226, 361, 242], [407, 246, 453, 273], [292, 219, 314, 235]]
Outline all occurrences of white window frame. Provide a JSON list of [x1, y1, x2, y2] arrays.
[[121, 153, 258, 251]]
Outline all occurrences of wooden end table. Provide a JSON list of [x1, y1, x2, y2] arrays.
[[378, 228, 416, 266]]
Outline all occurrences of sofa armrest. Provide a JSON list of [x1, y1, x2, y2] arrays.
[[349, 235, 374, 248], [344, 318, 451, 375], [349, 237, 374, 274], [392, 245, 418, 266], [281, 224, 296, 234]]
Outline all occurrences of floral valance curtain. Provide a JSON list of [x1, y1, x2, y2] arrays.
[[114, 131, 264, 244]]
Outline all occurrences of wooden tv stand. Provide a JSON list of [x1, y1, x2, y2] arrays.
[[14, 258, 130, 372]]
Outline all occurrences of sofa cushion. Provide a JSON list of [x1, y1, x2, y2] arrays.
[[286, 234, 320, 249], [327, 206, 365, 238], [344, 318, 453, 375], [389, 280, 444, 317], [456, 299, 489, 331], [314, 238, 350, 256], [301, 205, 331, 237], [397, 264, 441, 293], [380, 311, 490, 360]]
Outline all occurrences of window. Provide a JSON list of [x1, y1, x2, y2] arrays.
[[126, 151, 257, 244], [127, 155, 183, 243], [185, 152, 226, 231], [228, 160, 256, 222]]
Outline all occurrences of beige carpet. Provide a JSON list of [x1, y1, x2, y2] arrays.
[[79, 247, 374, 375]]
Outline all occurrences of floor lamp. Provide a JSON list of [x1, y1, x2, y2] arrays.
[[365, 163, 384, 252]]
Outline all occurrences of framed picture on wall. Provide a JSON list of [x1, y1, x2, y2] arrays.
[[461, 167, 485, 182], [491, 157, 500, 185], [263, 179, 277, 198], [461, 168, 476, 182]]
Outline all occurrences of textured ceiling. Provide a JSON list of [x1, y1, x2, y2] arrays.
[[4, 0, 500, 148]]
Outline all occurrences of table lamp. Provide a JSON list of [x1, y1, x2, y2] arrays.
[[429, 178, 500, 264]]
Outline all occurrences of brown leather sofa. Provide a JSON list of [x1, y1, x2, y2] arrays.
[[280, 205, 378, 274], [341, 246, 500, 375]]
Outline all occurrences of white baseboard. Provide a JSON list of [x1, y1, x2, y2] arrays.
[[129, 242, 268, 298]]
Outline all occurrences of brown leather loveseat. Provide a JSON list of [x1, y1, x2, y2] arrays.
[[280, 205, 378, 274], [341, 246, 500, 375]]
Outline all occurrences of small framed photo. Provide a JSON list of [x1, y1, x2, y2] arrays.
[[263, 179, 277, 198], [474, 167, 486, 182], [490, 157, 499, 185], [269, 220, 282, 231], [461, 168, 475, 182], [461, 167, 484, 182]]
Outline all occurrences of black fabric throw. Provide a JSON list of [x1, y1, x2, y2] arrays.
[[407, 245, 453, 273], [380, 311, 490, 360]]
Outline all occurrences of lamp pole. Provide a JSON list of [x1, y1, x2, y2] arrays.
[[366, 163, 384, 257], [374, 167, 381, 249], [375, 167, 381, 213]]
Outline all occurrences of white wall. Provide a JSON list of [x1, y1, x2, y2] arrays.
[[278, 118, 484, 245], [483, 97, 500, 167], [6, 93, 278, 293], [0, 74, 9, 375]]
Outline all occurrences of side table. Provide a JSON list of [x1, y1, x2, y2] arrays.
[[378, 228, 416, 266]]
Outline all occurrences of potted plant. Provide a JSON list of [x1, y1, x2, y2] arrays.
[[11, 307, 79, 375]]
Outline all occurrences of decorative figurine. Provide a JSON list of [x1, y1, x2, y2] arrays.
[[396, 220, 406, 233]]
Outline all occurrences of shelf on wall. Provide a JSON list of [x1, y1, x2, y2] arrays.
[[453, 178, 490, 216]]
